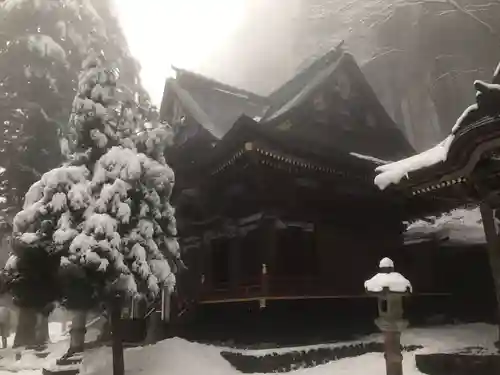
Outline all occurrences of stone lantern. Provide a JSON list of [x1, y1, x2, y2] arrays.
[[365, 257, 412, 375]]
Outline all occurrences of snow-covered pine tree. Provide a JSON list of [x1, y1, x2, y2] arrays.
[[0, 0, 155, 348], [0, 0, 150, 239], [6, 52, 181, 327]]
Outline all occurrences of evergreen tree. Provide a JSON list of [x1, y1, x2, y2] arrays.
[[5, 53, 181, 323], [0, 0, 155, 348], [0, 0, 149, 238]]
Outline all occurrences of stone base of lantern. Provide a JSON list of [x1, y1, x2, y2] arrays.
[[375, 318, 408, 333], [415, 352, 500, 375]]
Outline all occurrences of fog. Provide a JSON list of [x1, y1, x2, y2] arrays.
[[192, 0, 500, 151]]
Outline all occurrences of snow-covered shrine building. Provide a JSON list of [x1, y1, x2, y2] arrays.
[[158, 45, 492, 334]]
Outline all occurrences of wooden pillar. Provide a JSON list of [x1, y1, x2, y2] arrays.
[[259, 217, 278, 306], [193, 240, 204, 302], [111, 297, 124, 375], [229, 236, 241, 294], [161, 288, 172, 323], [69, 310, 87, 354], [479, 203, 500, 345], [260, 217, 278, 275], [260, 263, 269, 309], [202, 233, 213, 293]]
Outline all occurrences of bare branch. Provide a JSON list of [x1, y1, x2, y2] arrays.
[[367, 0, 500, 38], [465, 3, 500, 10], [431, 68, 486, 90], [17, 164, 42, 178], [407, 0, 500, 37], [437, 9, 457, 15], [362, 49, 404, 65]]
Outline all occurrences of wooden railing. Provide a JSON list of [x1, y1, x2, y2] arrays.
[[196, 274, 451, 305], [198, 274, 366, 304]]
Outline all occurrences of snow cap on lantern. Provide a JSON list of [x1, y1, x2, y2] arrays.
[[365, 257, 412, 324], [365, 257, 412, 294]]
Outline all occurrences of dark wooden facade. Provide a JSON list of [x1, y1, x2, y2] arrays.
[[160, 46, 456, 317]]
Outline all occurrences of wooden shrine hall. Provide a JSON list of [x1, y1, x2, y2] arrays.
[[159, 45, 465, 322]]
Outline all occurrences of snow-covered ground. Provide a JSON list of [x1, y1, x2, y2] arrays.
[[79, 323, 496, 375], [0, 322, 68, 374], [404, 207, 485, 246], [0, 321, 101, 374]]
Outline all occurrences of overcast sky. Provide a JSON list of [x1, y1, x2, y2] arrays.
[[115, 0, 250, 106]]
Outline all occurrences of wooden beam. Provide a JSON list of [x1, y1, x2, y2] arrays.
[[197, 293, 451, 305], [479, 203, 500, 345]]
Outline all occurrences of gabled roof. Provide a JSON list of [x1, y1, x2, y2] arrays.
[[264, 41, 345, 120], [263, 53, 345, 122], [161, 46, 415, 170], [165, 78, 220, 136], [172, 66, 268, 105], [160, 67, 269, 139], [191, 114, 384, 183], [260, 52, 414, 161]]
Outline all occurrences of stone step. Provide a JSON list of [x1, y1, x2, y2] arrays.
[[56, 354, 83, 366], [42, 364, 80, 375], [34, 350, 50, 359], [415, 352, 500, 375]]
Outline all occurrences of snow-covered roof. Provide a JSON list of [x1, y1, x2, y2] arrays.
[[171, 66, 267, 103], [364, 258, 412, 293], [264, 56, 345, 122], [264, 44, 345, 121], [374, 135, 454, 190], [404, 207, 486, 246], [373, 103, 479, 190], [350, 152, 390, 166], [161, 73, 269, 140], [167, 80, 221, 138]]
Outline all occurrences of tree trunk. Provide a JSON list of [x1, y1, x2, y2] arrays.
[[69, 310, 87, 354], [479, 203, 500, 346], [145, 311, 163, 345], [13, 307, 37, 348], [36, 313, 50, 346], [61, 319, 67, 334], [110, 297, 124, 375], [98, 315, 111, 343]]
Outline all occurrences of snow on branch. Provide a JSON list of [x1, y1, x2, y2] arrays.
[[25, 34, 67, 64]]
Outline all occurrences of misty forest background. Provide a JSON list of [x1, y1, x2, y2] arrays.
[[0, 0, 499, 265], [199, 0, 500, 153]]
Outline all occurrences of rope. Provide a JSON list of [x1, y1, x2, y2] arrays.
[[61, 314, 104, 336]]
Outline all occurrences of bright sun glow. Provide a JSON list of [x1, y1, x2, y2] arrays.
[[115, 0, 249, 106]]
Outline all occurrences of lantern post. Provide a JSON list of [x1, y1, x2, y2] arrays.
[[365, 258, 412, 375]]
